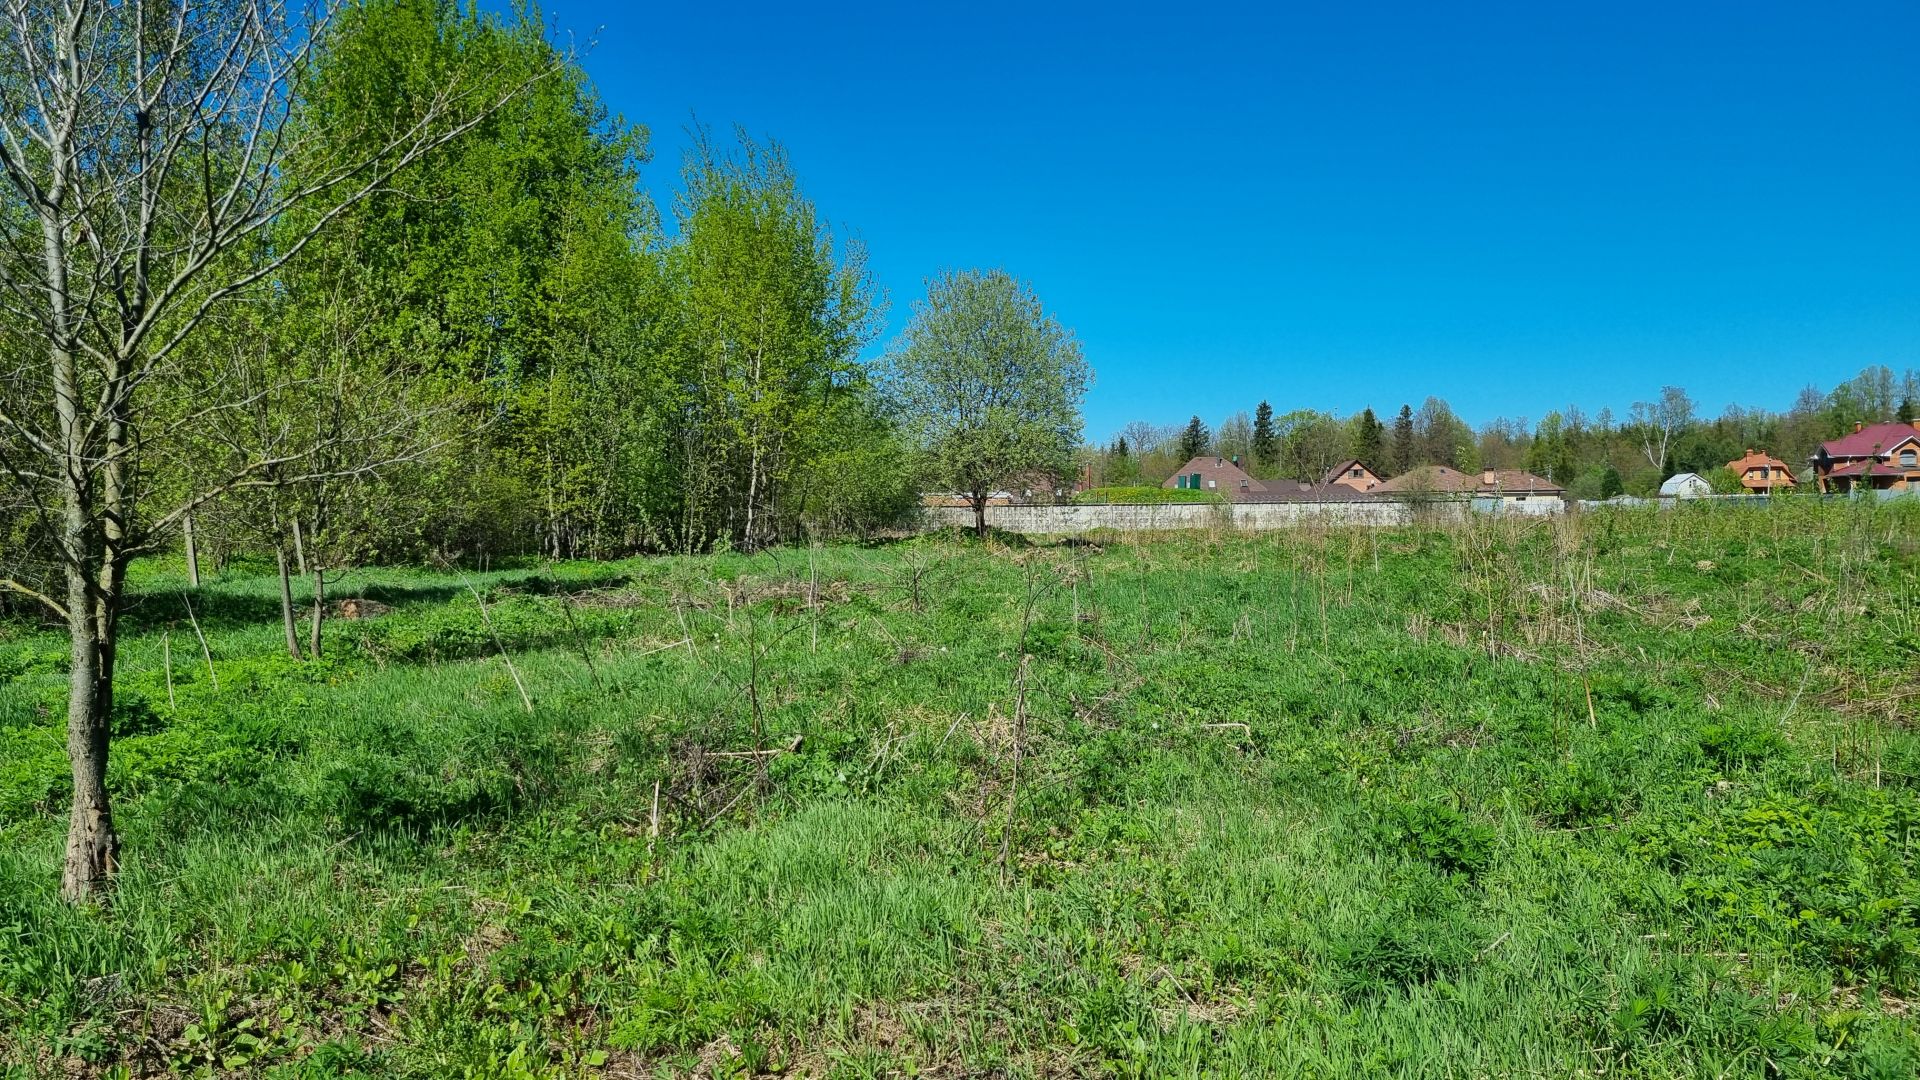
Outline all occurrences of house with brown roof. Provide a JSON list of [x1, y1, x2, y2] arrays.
[[1810, 421, 1920, 493], [1376, 466, 1566, 513], [1164, 456, 1266, 498], [1726, 449, 1797, 493], [1322, 459, 1383, 492]]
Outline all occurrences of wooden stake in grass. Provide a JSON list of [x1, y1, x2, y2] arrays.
[[462, 576, 533, 714]]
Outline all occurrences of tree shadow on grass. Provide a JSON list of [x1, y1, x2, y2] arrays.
[[117, 566, 640, 638], [117, 581, 471, 636]]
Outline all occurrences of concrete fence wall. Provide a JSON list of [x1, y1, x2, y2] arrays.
[[917, 499, 1472, 534]]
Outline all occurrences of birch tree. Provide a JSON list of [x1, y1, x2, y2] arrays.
[[1630, 386, 1694, 472], [0, 0, 549, 901]]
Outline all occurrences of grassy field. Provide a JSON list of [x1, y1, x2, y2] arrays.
[[3, 502, 1919, 1078]]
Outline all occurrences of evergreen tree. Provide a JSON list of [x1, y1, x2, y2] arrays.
[[1351, 407, 1384, 467], [1179, 416, 1211, 460], [1252, 401, 1277, 470], [1389, 403, 1414, 476], [1899, 396, 1917, 425]]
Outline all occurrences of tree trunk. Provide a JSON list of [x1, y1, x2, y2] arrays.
[[59, 555, 119, 902], [291, 517, 307, 576], [973, 490, 988, 538], [183, 513, 201, 588], [309, 567, 325, 659], [277, 544, 303, 659]]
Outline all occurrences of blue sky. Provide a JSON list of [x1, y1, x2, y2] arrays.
[[531, 0, 1916, 439]]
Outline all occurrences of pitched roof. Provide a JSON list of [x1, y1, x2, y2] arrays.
[[1824, 458, 1917, 478], [1659, 472, 1711, 496], [1819, 422, 1920, 459], [1162, 456, 1267, 493], [1727, 450, 1794, 475], [1321, 459, 1378, 485], [1375, 465, 1564, 496], [1374, 465, 1477, 493]]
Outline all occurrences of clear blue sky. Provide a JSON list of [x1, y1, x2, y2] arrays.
[[531, 0, 1917, 440]]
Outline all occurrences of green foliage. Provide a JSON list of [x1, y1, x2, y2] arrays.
[[1251, 401, 1277, 472], [879, 270, 1089, 523], [5, 502, 1920, 1074], [1349, 406, 1385, 468], [1178, 415, 1209, 461], [1705, 466, 1747, 494]]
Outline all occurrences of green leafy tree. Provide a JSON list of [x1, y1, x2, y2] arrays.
[[669, 132, 882, 551], [1704, 467, 1745, 494], [0, 0, 543, 901], [880, 270, 1089, 536], [1414, 397, 1470, 469], [1899, 396, 1916, 425], [1526, 413, 1576, 485], [1273, 409, 1346, 484]]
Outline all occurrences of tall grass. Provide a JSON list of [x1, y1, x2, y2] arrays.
[[1, 501, 1917, 1077]]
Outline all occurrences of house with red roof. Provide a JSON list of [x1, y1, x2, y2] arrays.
[[1809, 421, 1920, 493], [1726, 449, 1797, 493]]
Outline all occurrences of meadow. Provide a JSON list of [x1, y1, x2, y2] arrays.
[[3, 502, 1919, 1078]]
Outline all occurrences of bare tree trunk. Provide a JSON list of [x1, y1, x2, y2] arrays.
[[183, 513, 201, 588], [277, 544, 303, 659], [973, 489, 988, 538], [291, 517, 307, 576]]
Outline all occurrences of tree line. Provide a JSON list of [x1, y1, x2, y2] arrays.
[[1088, 366, 1918, 496], [0, 0, 1088, 902]]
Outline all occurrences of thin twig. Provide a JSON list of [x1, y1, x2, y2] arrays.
[[181, 591, 216, 693], [461, 576, 532, 713]]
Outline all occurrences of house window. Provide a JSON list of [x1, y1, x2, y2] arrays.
[[1207, 480, 1217, 489], [1350, 468, 1362, 478], [1902, 450, 1917, 467], [1514, 496, 1527, 502], [1240, 479, 1249, 490]]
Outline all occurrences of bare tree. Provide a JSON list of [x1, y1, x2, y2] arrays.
[[1630, 386, 1695, 473], [0, 0, 550, 901]]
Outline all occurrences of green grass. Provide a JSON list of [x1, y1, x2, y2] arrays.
[[3, 502, 1920, 1077]]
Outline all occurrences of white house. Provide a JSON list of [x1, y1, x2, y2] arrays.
[[1658, 473, 1712, 499]]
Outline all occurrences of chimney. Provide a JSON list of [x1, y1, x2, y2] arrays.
[[1231, 454, 1239, 465], [1854, 421, 1864, 433], [1745, 448, 1753, 456], [1481, 469, 1496, 486]]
